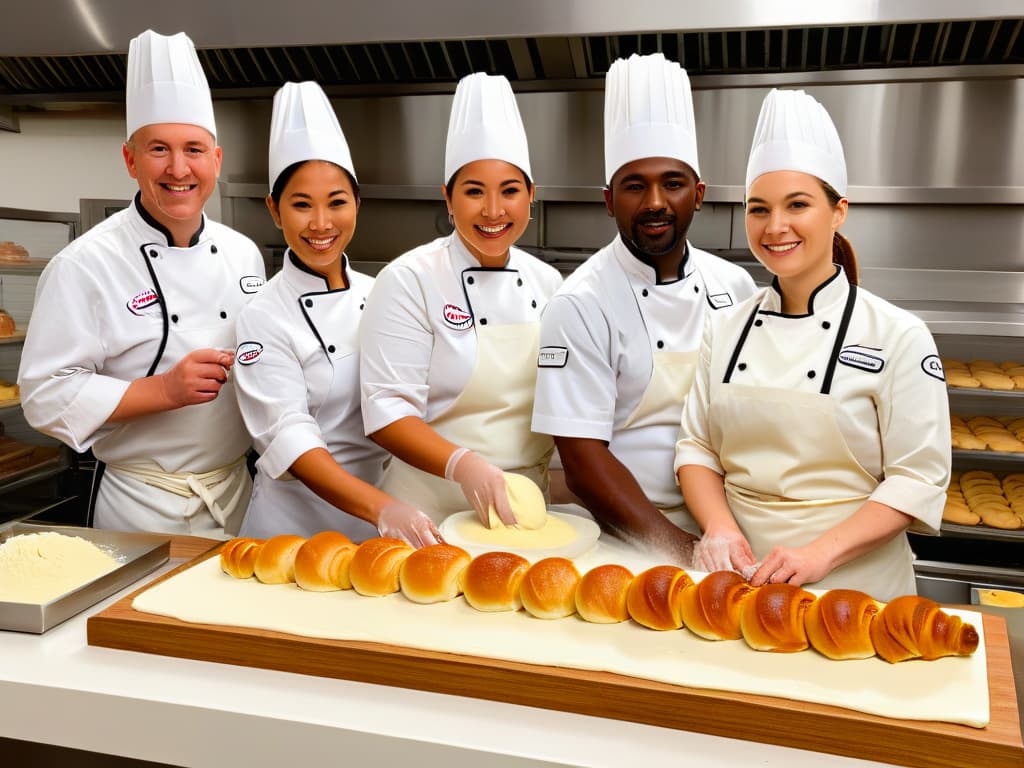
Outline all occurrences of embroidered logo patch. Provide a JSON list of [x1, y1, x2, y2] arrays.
[[52, 366, 89, 379], [838, 345, 885, 373], [708, 292, 734, 309], [236, 341, 263, 365], [240, 275, 264, 294], [126, 289, 159, 315], [920, 354, 945, 381], [538, 346, 569, 368], [442, 303, 473, 330]]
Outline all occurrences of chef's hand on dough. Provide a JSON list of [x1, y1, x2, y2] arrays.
[[160, 348, 235, 407], [376, 501, 444, 548], [748, 544, 828, 587], [449, 450, 515, 527], [693, 529, 756, 575]]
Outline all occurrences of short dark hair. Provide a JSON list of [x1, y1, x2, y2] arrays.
[[270, 160, 360, 205]]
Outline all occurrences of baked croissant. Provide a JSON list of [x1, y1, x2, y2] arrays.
[[804, 589, 881, 660], [869, 595, 981, 663], [574, 564, 633, 624], [399, 544, 472, 604], [520, 557, 581, 619], [740, 583, 815, 652], [253, 534, 306, 585], [679, 570, 755, 641], [626, 565, 693, 631], [220, 537, 264, 579], [462, 551, 530, 612], [293, 531, 357, 592], [349, 537, 414, 597]]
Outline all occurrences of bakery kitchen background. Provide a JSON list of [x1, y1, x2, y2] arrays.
[[0, 0, 1022, 600]]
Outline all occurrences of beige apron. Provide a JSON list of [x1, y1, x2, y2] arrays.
[[381, 321, 553, 524], [710, 292, 916, 601]]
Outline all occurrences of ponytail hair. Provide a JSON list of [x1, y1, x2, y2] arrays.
[[821, 181, 858, 286]]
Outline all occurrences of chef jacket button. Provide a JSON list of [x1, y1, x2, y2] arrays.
[[359, 303, 365, 310], [210, 245, 218, 254], [738, 363, 747, 371], [328, 344, 336, 353], [807, 370, 817, 379], [219, 311, 227, 319], [171, 314, 179, 324], [480, 318, 488, 325], [467, 276, 475, 285], [305, 299, 313, 308], [531, 299, 537, 308], [693, 286, 699, 293], [642, 288, 649, 297], [148, 249, 157, 259], [657, 340, 665, 349], [517, 278, 523, 287], [754, 319, 763, 327], [822, 321, 831, 329]]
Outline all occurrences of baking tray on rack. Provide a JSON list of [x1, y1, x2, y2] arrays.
[[0, 523, 170, 633]]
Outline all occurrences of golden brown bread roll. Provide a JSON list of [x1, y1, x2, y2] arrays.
[[946, 372, 980, 388], [349, 537, 414, 596], [220, 537, 264, 579], [678, 570, 755, 640], [625, 565, 693, 631], [399, 543, 471, 604], [519, 557, 581, 619], [574, 564, 634, 623], [462, 551, 530, 611], [869, 596, 980, 663], [740, 583, 816, 652], [0, 310, 14, 338], [804, 589, 881, 660], [253, 534, 306, 584], [293, 531, 356, 592]]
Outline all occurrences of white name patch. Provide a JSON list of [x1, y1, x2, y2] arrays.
[[240, 275, 265, 294], [442, 303, 473, 330], [838, 346, 885, 373], [236, 341, 263, 365], [538, 346, 568, 368], [708, 292, 734, 309], [920, 354, 945, 381], [126, 288, 160, 315]]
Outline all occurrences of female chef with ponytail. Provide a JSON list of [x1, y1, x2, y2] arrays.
[[675, 89, 950, 601], [233, 81, 441, 546]]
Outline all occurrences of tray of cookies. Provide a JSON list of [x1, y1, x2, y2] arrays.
[[943, 359, 1024, 393], [943, 469, 1024, 536], [951, 415, 1024, 455]]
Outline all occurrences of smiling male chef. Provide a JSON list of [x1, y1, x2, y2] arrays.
[[18, 30, 265, 536], [532, 53, 755, 565]]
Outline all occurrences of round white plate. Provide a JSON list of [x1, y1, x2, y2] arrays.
[[438, 510, 600, 562]]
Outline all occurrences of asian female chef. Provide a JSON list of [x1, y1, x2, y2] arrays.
[[233, 81, 441, 546], [674, 89, 951, 601], [359, 73, 563, 526]]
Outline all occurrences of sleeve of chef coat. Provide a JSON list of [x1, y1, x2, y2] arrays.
[[531, 293, 618, 440], [359, 263, 435, 435], [674, 313, 725, 475], [233, 307, 326, 480], [867, 322, 951, 533], [17, 257, 130, 452]]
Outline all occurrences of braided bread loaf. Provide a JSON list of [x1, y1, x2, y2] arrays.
[[220, 535, 980, 663]]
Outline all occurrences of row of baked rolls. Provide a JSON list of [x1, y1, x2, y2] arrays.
[[219, 535, 979, 663]]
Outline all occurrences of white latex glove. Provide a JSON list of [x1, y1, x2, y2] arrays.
[[376, 501, 444, 548], [446, 449, 514, 527], [693, 530, 756, 575]]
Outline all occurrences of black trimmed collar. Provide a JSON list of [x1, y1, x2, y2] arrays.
[[285, 249, 351, 293], [133, 192, 205, 247], [763, 265, 844, 317], [612, 235, 693, 286]]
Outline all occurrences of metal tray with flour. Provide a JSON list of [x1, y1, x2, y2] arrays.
[[0, 523, 170, 633]]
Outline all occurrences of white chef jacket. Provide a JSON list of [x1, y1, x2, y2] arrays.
[[18, 195, 265, 472], [532, 236, 756, 509], [675, 266, 950, 531], [360, 234, 563, 432], [233, 252, 387, 536]]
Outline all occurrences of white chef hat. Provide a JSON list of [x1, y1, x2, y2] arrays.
[[444, 72, 531, 185], [745, 89, 847, 196], [604, 53, 700, 184], [125, 30, 216, 140], [268, 81, 356, 192]]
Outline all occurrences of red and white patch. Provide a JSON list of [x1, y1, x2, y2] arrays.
[[442, 303, 473, 330], [236, 341, 264, 365], [126, 289, 160, 315]]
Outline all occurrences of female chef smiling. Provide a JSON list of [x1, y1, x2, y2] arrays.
[[233, 82, 441, 546], [674, 89, 950, 601], [359, 73, 563, 526]]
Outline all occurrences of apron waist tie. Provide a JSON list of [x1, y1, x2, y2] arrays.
[[105, 455, 247, 521]]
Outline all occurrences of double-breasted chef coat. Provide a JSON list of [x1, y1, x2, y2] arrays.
[[532, 236, 756, 532], [233, 252, 386, 540], [675, 266, 951, 600], [359, 234, 563, 521], [18, 195, 266, 535]]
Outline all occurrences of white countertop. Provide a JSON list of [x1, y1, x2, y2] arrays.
[[0, 557, 900, 768]]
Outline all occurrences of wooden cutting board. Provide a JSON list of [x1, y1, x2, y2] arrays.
[[88, 547, 1023, 768]]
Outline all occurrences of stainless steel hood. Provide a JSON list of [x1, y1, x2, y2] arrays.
[[0, 0, 1021, 103]]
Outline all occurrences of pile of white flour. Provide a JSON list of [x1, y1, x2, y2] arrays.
[[0, 532, 118, 603]]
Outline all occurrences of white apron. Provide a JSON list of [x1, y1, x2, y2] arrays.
[[710, 287, 916, 601], [381, 269, 553, 523]]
